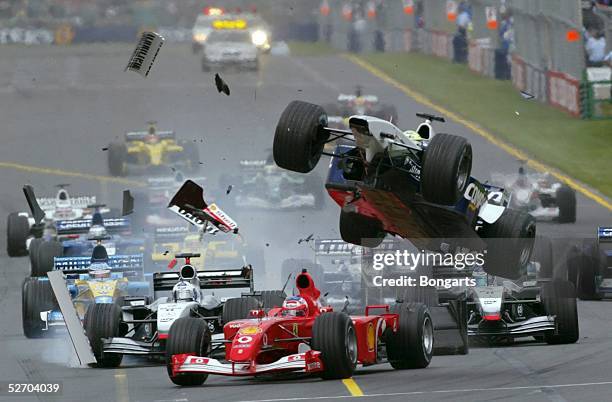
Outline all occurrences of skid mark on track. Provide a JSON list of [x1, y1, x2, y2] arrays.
[[0, 161, 144, 187], [343, 54, 612, 212]]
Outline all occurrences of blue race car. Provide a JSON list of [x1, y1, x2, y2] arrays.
[[21, 243, 149, 338], [570, 227, 612, 299]]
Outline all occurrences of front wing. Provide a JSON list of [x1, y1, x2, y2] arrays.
[[468, 315, 555, 337], [171, 351, 323, 377]]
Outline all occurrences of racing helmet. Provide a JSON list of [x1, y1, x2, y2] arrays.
[[145, 122, 159, 143], [282, 296, 309, 317], [172, 281, 199, 302], [89, 268, 111, 280]]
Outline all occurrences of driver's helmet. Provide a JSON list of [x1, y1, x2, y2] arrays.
[[404, 129, 424, 142], [145, 123, 159, 144], [88, 224, 108, 238], [89, 268, 111, 280], [172, 281, 199, 302], [282, 296, 309, 317]]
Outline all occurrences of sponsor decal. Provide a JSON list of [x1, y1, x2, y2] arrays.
[[464, 182, 488, 211], [236, 335, 252, 344], [228, 323, 242, 329], [367, 322, 376, 352], [194, 357, 209, 364], [239, 326, 262, 335], [288, 354, 304, 362], [307, 361, 321, 370], [292, 323, 299, 336]]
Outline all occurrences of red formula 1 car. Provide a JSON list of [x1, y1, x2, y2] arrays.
[[167, 269, 434, 385]]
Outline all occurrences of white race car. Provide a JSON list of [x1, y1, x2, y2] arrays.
[[201, 29, 258, 72], [6, 185, 109, 257]]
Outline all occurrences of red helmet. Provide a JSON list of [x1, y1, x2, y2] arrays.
[[282, 296, 309, 317]]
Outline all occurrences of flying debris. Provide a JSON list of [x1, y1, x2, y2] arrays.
[[214, 73, 230, 96], [520, 90, 535, 100], [101, 147, 109, 151], [298, 234, 314, 244], [125, 31, 164, 77], [226, 185, 233, 195]]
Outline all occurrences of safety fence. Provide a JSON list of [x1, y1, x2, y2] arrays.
[[317, 0, 610, 119]]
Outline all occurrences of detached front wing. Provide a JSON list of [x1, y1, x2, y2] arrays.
[[171, 351, 323, 377]]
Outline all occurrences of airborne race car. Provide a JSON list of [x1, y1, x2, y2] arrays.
[[107, 122, 200, 177], [272, 101, 536, 280], [167, 269, 434, 385], [6, 184, 110, 257], [491, 165, 576, 223], [84, 254, 285, 367]]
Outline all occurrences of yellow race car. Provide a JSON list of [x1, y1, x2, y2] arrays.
[[107, 122, 200, 176]]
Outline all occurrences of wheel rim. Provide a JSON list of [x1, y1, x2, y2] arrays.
[[345, 325, 358, 365], [422, 316, 433, 356], [456, 149, 470, 191]]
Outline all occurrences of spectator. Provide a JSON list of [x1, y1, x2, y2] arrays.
[[585, 29, 607, 66]]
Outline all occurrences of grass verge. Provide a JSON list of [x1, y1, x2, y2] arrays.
[[358, 52, 612, 199]]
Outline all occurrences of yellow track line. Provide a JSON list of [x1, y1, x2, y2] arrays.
[[0, 161, 144, 187], [343, 54, 612, 212], [342, 378, 364, 397]]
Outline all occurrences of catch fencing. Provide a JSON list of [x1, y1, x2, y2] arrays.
[[318, 0, 608, 118]]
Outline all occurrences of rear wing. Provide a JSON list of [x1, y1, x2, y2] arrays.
[[153, 265, 253, 292], [38, 195, 97, 210], [598, 227, 612, 243], [53, 254, 144, 275], [154, 225, 192, 242], [315, 239, 360, 256], [125, 131, 175, 141], [55, 217, 131, 235]]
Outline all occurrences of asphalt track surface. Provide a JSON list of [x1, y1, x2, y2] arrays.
[[0, 44, 611, 402]]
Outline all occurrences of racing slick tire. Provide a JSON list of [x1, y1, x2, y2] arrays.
[[311, 312, 357, 379], [166, 317, 211, 386], [533, 235, 553, 279], [273, 101, 329, 173], [556, 185, 576, 223], [33, 240, 63, 277], [108, 142, 127, 177], [84, 303, 124, 368], [421, 133, 472, 205], [386, 302, 434, 369], [22, 278, 54, 338], [541, 280, 579, 344], [7, 212, 29, 256], [569, 239, 600, 300], [221, 296, 259, 324], [481, 209, 536, 280], [256, 290, 287, 309], [28, 238, 44, 277], [339, 210, 385, 248]]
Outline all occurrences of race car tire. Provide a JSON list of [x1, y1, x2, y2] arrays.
[[28, 238, 44, 277], [280, 259, 323, 288], [166, 317, 211, 386], [386, 302, 433, 369], [541, 279, 579, 344], [33, 240, 63, 277], [421, 133, 472, 205], [7, 212, 29, 256], [256, 290, 287, 310], [570, 238, 600, 300], [556, 185, 576, 223], [22, 278, 54, 338], [84, 303, 124, 368], [108, 142, 127, 177], [532, 235, 553, 279], [273, 100, 329, 173], [481, 209, 536, 279], [311, 312, 357, 379], [221, 296, 259, 324], [339, 211, 385, 248]]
